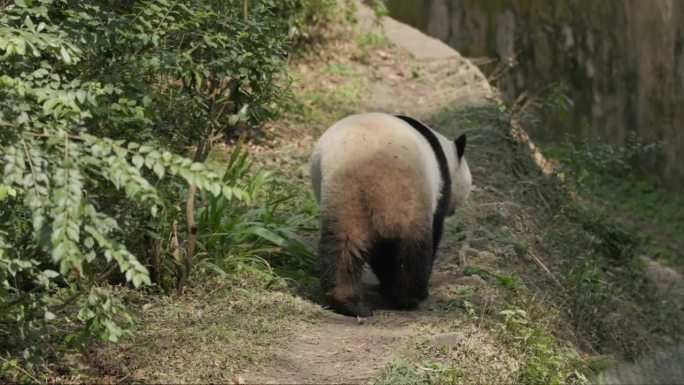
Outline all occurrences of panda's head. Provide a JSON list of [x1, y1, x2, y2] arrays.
[[447, 134, 472, 214]]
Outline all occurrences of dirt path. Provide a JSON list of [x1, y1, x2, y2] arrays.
[[245, 4, 497, 383], [358, 7, 495, 117], [248, 314, 411, 384], [247, 268, 496, 384]]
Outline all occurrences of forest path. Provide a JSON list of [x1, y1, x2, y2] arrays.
[[245, 3, 496, 384]]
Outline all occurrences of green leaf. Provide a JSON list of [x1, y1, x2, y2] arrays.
[[153, 163, 165, 179], [0, 184, 17, 200], [17, 111, 29, 124], [210, 182, 221, 197], [60, 45, 72, 64], [222, 185, 232, 199], [132, 155, 144, 169], [244, 226, 286, 247], [42, 270, 59, 280], [76, 90, 87, 104], [43, 98, 58, 113]]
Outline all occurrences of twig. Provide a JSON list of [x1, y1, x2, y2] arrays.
[[171, 220, 183, 295], [20, 139, 44, 206], [468, 56, 498, 66], [0, 355, 39, 383], [478, 296, 490, 330], [116, 3, 153, 44], [181, 183, 197, 296], [152, 0, 180, 38], [529, 252, 562, 288], [52, 291, 83, 313], [97, 262, 119, 281], [148, 237, 163, 286], [487, 51, 520, 83]]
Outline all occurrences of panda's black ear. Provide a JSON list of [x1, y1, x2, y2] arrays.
[[455, 134, 466, 160]]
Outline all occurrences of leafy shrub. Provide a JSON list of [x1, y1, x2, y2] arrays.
[[0, 0, 336, 376], [197, 143, 317, 281]]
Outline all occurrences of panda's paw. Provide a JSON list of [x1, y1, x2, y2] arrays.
[[380, 285, 427, 310], [393, 298, 421, 310], [345, 300, 373, 317], [328, 298, 373, 317]]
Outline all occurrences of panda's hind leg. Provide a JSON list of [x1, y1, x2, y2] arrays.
[[372, 234, 433, 309], [367, 238, 399, 297], [318, 217, 372, 317]]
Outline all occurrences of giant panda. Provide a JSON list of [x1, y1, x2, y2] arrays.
[[310, 112, 472, 317]]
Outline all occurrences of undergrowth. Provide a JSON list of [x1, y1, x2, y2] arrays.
[[372, 102, 684, 383], [198, 142, 318, 278], [66, 9, 374, 381], [473, 103, 681, 358], [543, 143, 684, 268], [0, 0, 347, 380], [532, 83, 683, 268]]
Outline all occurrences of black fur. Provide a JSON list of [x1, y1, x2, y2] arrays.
[[318, 216, 371, 317], [367, 235, 433, 309], [321, 226, 434, 316], [455, 134, 466, 160], [394, 115, 451, 256]]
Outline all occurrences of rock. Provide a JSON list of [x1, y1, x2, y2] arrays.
[[458, 246, 480, 265], [595, 342, 684, 385], [641, 256, 684, 303], [455, 275, 488, 287], [430, 332, 467, 349]]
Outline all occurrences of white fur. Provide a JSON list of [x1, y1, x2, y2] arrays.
[[310, 112, 472, 235], [311, 113, 442, 212]]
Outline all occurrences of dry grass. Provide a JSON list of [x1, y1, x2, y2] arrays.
[[375, 104, 683, 384], [84, 274, 322, 383]]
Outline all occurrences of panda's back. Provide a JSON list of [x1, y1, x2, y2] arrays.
[[310, 113, 442, 239]]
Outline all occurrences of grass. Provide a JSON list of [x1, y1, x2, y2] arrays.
[[353, 30, 391, 63], [290, 77, 367, 127], [285, 35, 370, 129], [373, 360, 431, 385], [541, 143, 684, 268], [376, 358, 499, 385], [369, 104, 683, 384], [84, 273, 322, 383], [584, 174, 683, 266], [408, 60, 422, 79]]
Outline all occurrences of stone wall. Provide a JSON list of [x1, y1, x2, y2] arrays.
[[387, 0, 684, 188]]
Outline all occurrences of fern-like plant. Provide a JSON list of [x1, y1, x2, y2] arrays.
[[0, 0, 329, 371]]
